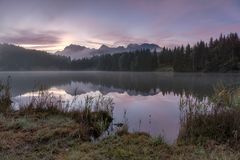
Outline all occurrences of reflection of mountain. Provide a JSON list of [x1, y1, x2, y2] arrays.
[[58, 81, 125, 96], [1, 72, 240, 98]]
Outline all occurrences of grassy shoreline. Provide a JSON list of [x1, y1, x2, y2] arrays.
[[0, 103, 113, 159], [1, 110, 240, 160], [1, 111, 240, 160], [66, 133, 240, 160], [0, 82, 240, 159]]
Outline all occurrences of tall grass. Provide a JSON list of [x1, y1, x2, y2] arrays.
[[0, 77, 12, 113], [17, 89, 114, 138], [178, 83, 240, 147], [0, 81, 114, 139]]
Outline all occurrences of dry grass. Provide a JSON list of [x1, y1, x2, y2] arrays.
[[0, 102, 113, 159], [0, 113, 81, 159], [0, 81, 114, 159], [178, 84, 240, 147]]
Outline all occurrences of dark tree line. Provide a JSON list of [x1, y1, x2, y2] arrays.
[[0, 33, 239, 72], [71, 49, 158, 71], [172, 33, 240, 72], [72, 33, 240, 72], [0, 44, 71, 70]]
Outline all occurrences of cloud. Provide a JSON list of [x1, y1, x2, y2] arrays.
[[86, 40, 112, 48], [93, 31, 150, 47], [0, 0, 240, 51], [0, 29, 65, 45]]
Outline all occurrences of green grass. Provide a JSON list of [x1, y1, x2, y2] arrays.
[[66, 133, 240, 160]]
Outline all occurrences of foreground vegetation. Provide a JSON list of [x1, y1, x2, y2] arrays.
[[179, 84, 240, 147], [0, 81, 113, 159], [0, 113, 82, 159], [66, 133, 240, 160], [1, 81, 240, 159]]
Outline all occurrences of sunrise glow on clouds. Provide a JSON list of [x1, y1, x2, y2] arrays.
[[0, 0, 240, 52]]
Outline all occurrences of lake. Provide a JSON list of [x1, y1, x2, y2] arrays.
[[0, 71, 240, 143]]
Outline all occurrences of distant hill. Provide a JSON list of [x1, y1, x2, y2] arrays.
[[56, 43, 161, 59], [0, 44, 71, 70]]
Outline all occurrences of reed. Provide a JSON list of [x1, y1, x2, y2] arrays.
[[178, 83, 240, 147]]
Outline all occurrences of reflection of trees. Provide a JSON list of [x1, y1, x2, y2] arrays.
[[1, 72, 239, 98]]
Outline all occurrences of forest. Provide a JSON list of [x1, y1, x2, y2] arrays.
[[0, 33, 239, 72], [72, 33, 240, 72]]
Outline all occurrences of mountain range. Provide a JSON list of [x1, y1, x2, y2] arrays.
[[56, 43, 161, 59]]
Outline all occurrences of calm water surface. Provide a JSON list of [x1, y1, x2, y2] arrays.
[[0, 71, 240, 143]]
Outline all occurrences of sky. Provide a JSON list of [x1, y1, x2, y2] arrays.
[[0, 0, 240, 52]]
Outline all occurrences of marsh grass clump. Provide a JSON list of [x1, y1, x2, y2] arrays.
[[0, 83, 114, 159], [178, 84, 240, 147], [116, 123, 129, 136], [212, 83, 240, 110], [0, 77, 12, 113], [18, 87, 67, 115], [17, 89, 114, 139]]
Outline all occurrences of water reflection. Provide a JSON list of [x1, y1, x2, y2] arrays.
[[1, 71, 239, 97], [1, 71, 240, 143], [109, 92, 180, 143]]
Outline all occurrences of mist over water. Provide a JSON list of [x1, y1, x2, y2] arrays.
[[1, 71, 240, 143]]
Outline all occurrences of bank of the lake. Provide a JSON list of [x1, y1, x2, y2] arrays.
[[1, 112, 240, 160], [5, 71, 240, 143], [1, 82, 240, 160]]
